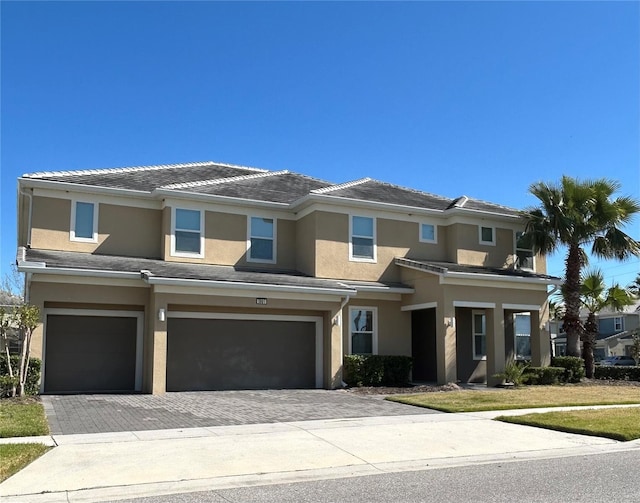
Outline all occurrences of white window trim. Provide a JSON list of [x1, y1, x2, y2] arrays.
[[472, 309, 487, 361], [171, 207, 205, 258], [247, 216, 277, 264], [515, 231, 535, 272], [513, 312, 532, 361], [479, 226, 496, 246], [349, 215, 377, 263], [70, 200, 99, 243], [419, 222, 437, 244], [347, 306, 378, 355], [614, 316, 623, 331]]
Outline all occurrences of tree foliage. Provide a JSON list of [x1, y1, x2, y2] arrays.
[[521, 176, 640, 358]]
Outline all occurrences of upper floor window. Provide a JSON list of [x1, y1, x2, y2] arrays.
[[514, 313, 531, 360], [479, 226, 495, 246], [473, 310, 487, 360], [70, 201, 98, 242], [172, 208, 203, 257], [515, 232, 534, 271], [248, 217, 276, 263], [419, 223, 437, 244], [349, 307, 377, 355], [614, 317, 623, 332], [350, 216, 376, 262]]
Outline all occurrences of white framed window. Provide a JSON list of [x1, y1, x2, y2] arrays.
[[514, 313, 531, 360], [70, 201, 98, 242], [614, 317, 623, 332], [479, 226, 495, 246], [515, 231, 535, 271], [472, 310, 487, 360], [248, 216, 276, 263], [349, 307, 378, 355], [349, 215, 376, 262], [419, 223, 437, 244], [171, 208, 204, 257]]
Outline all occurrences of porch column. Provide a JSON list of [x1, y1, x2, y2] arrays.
[[486, 308, 505, 387], [436, 302, 457, 384], [530, 309, 549, 366], [327, 305, 344, 389], [148, 290, 168, 394]]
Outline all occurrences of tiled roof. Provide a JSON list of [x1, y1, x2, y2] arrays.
[[20, 160, 521, 216], [22, 161, 264, 192], [395, 257, 562, 282], [22, 249, 355, 293]]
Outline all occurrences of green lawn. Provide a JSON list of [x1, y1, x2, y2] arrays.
[[386, 385, 640, 413], [0, 400, 49, 438], [0, 399, 51, 482], [0, 443, 51, 482], [497, 407, 640, 441]]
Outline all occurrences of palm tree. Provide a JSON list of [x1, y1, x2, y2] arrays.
[[522, 176, 640, 358], [628, 273, 640, 298], [581, 269, 635, 378]]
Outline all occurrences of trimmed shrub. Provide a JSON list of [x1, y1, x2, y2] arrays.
[[523, 366, 565, 385], [551, 356, 585, 383], [0, 356, 41, 397], [343, 355, 412, 387], [594, 366, 640, 381]]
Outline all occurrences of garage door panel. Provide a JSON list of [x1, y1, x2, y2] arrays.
[[45, 315, 137, 393], [167, 318, 316, 391]]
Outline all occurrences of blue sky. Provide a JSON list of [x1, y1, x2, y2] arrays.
[[1, 1, 639, 287]]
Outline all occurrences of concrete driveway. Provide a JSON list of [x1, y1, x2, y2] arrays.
[[42, 389, 435, 434]]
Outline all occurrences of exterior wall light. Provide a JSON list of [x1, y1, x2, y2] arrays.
[[158, 308, 166, 322]]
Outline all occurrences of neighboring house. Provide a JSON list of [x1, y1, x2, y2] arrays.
[[16, 161, 561, 394], [593, 303, 640, 361], [550, 302, 640, 361]]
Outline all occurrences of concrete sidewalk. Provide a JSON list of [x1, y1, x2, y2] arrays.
[[2, 406, 640, 503]]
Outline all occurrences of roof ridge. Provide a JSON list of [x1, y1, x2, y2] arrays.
[[311, 178, 372, 194], [161, 170, 289, 190], [22, 161, 268, 179]]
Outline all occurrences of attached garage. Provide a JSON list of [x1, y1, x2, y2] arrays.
[[43, 310, 143, 393], [167, 314, 323, 391]]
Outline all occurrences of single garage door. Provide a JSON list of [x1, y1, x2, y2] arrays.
[[45, 315, 138, 393], [167, 318, 318, 391]]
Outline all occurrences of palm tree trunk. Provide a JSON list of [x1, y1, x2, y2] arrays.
[[563, 244, 584, 357], [583, 313, 597, 378]]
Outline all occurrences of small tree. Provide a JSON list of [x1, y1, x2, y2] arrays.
[[14, 304, 40, 397], [0, 306, 17, 396]]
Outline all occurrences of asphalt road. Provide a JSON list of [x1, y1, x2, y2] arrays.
[[108, 450, 638, 503]]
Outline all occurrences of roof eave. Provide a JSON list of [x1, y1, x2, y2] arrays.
[[154, 188, 290, 209], [19, 177, 154, 198]]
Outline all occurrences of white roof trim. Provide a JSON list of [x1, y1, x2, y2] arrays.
[[311, 178, 372, 194], [344, 284, 415, 294], [22, 161, 267, 179], [145, 276, 356, 296], [17, 264, 143, 280]]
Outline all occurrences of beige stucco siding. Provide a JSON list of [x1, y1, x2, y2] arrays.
[[452, 223, 515, 268], [30, 196, 161, 257], [295, 213, 316, 276], [343, 300, 411, 356]]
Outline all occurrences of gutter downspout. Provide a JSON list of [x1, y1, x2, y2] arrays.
[[19, 186, 34, 248], [337, 295, 351, 388]]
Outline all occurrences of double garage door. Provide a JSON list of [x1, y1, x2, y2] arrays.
[[167, 317, 321, 391], [43, 312, 321, 393]]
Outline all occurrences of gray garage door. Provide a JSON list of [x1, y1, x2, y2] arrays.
[[167, 318, 317, 391], [44, 315, 137, 393]]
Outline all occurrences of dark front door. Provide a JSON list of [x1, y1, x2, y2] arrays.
[[411, 309, 437, 382]]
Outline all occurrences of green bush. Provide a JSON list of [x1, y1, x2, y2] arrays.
[[594, 366, 640, 381], [494, 360, 528, 386], [523, 366, 565, 385], [0, 356, 41, 397], [343, 355, 412, 387], [551, 356, 585, 383]]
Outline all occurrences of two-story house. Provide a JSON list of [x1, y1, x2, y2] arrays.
[[15, 161, 561, 394]]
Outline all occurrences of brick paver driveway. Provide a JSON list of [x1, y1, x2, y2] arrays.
[[42, 389, 436, 435]]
